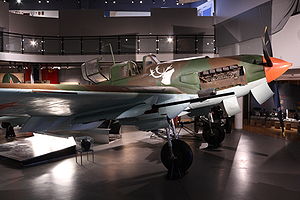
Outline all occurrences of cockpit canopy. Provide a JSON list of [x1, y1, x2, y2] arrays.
[[81, 54, 160, 84]]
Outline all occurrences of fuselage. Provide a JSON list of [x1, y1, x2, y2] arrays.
[[98, 55, 267, 95]]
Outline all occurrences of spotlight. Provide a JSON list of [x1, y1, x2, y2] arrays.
[[131, 0, 134, 3], [139, 0, 142, 3], [104, 1, 107, 3], [30, 40, 38, 47], [167, 37, 173, 43], [113, 0, 116, 3], [16, 0, 22, 4], [38, 0, 41, 3], [46, 0, 49, 3]]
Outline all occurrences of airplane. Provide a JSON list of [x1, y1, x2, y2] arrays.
[[0, 28, 292, 179]]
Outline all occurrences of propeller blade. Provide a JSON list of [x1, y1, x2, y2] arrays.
[[262, 27, 273, 67], [264, 26, 273, 57], [269, 81, 284, 133]]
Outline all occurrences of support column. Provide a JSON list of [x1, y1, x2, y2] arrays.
[[30, 67, 34, 84], [234, 97, 243, 129]]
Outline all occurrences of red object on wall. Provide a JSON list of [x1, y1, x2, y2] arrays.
[[24, 68, 32, 82], [41, 69, 59, 84]]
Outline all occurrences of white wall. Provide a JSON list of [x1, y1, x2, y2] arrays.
[[218, 43, 239, 57], [273, 14, 300, 69], [239, 38, 262, 55], [218, 37, 262, 57]]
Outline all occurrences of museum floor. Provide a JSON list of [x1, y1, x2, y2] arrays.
[[0, 129, 299, 200]]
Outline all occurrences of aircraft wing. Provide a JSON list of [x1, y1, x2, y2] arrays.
[[0, 83, 188, 132]]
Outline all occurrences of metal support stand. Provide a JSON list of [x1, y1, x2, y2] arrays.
[[75, 149, 95, 165]]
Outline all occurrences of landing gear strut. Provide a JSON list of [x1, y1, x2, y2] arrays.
[[197, 106, 227, 147], [158, 120, 193, 179], [202, 122, 225, 147]]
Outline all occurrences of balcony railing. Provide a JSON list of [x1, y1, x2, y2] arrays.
[[0, 32, 215, 55]]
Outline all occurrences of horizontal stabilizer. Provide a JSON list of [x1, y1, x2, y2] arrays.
[[251, 81, 274, 105], [222, 96, 240, 117]]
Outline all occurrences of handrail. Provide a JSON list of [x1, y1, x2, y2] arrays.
[[0, 31, 214, 38], [0, 31, 215, 55]]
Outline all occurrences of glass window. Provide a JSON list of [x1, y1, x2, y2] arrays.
[[138, 36, 156, 53], [101, 37, 118, 54], [120, 36, 136, 54], [23, 36, 43, 54], [177, 36, 195, 53], [44, 37, 61, 55], [158, 36, 174, 53], [82, 37, 99, 54], [197, 36, 214, 53], [3, 33, 22, 53], [64, 37, 81, 55]]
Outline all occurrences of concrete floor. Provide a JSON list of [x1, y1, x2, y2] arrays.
[[0, 129, 299, 200]]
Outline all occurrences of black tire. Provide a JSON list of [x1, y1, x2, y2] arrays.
[[161, 139, 193, 172], [202, 122, 225, 146]]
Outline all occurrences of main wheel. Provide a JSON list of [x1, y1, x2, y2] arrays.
[[161, 139, 193, 175], [202, 122, 225, 147]]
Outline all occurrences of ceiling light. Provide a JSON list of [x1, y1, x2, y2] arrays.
[[38, 0, 41, 3], [104, 1, 107, 3], [16, 0, 22, 4], [46, 0, 49, 3], [131, 0, 134, 3], [139, 0, 143, 3], [113, 1, 116, 3]]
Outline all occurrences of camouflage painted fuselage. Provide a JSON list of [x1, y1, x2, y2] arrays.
[[98, 55, 265, 94]]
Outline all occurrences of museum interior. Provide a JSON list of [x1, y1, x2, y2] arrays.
[[0, 0, 299, 199]]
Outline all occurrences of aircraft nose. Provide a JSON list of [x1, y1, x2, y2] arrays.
[[264, 57, 292, 83]]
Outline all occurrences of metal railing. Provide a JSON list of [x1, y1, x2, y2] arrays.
[[0, 32, 215, 55]]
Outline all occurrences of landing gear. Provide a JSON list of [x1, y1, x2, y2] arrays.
[[1, 122, 16, 138], [161, 139, 193, 179], [195, 106, 227, 147], [156, 120, 193, 179], [202, 122, 225, 147]]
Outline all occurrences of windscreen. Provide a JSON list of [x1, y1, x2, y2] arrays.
[[81, 57, 110, 84]]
